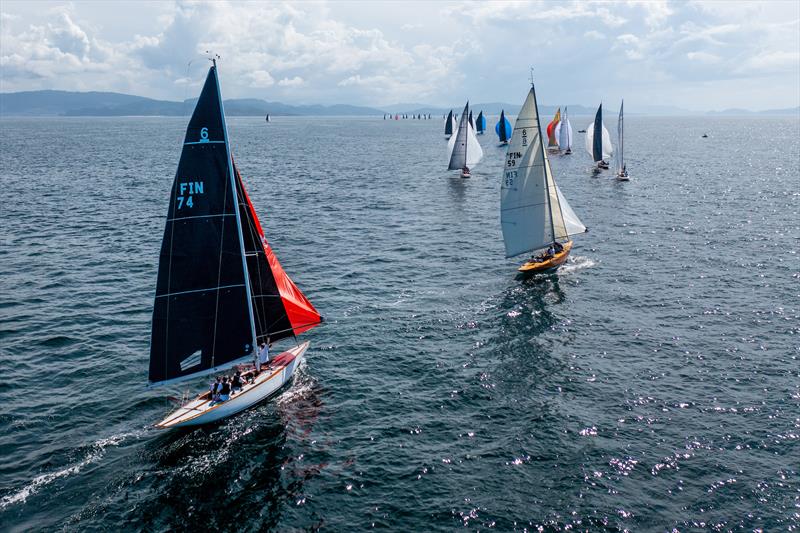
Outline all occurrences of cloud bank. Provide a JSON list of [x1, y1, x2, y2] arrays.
[[1, 0, 798, 110]]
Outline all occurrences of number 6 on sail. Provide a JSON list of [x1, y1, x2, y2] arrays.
[[148, 60, 323, 428]]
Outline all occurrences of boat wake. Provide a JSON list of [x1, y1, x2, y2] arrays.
[[0, 429, 145, 510], [276, 357, 315, 407], [559, 254, 596, 275]]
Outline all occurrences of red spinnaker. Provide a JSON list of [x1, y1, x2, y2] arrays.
[[237, 171, 322, 336]]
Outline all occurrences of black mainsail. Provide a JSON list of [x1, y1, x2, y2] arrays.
[[592, 104, 603, 163], [149, 64, 256, 386], [445, 110, 454, 136]]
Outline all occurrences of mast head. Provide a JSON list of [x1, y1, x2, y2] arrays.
[[205, 51, 221, 67], [529, 67, 535, 88]]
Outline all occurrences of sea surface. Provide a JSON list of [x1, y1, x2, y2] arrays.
[[0, 114, 798, 531]]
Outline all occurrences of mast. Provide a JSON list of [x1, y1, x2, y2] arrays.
[[464, 103, 468, 166], [214, 58, 258, 359], [618, 99, 624, 172], [529, 71, 558, 245]]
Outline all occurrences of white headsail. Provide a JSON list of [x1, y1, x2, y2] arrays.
[[556, 184, 586, 235], [448, 102, 483, 170], [555, 107, 573, 152], [501, 84, 586, 258], [584, 120, 613, 161]]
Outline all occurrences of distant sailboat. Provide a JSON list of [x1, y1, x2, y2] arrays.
[[585, 103, 613, 170], [150, 60, 323, 428], [469, 110, 474, 129], [447, 102, 483, 178], [546, 107, 561, 152], [616, 100, 629, 180], [445, 109, 455, 138], [501, 76, 587, 274], [265, 114, 270, 122], [554, 107, 573, 154], [476, 111, 486, 134], [496, 110, 512, 145]]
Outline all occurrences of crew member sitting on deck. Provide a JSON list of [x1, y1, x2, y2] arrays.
[[218, 377, 231, 402], [231, 371, 243, 394], [553, 241, 563, 253]]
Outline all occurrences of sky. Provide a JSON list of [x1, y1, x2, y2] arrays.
[[1, 0, 798, 111]]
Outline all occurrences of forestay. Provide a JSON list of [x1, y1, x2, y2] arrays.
[[501, 85, 569, 258]]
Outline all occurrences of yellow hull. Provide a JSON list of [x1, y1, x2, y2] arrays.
[[518, 241, 573, 273]]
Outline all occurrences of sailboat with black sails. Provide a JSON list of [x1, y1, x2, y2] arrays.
[[149, 60, 323, 428]]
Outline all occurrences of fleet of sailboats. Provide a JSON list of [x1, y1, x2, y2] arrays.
[[447, 102, 483, 178], [149, 61, 322, 428], [500, 77, 587, 274], [145, 63, 640, 426], [496, 110, 512, 145], [585, 103, 613, 170]]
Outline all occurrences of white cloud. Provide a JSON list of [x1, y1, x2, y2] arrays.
[[247, 70, 275, 88], [277, 76, 304, 87], [686, 51, 720, 63], [0, 0, 797, 109], [584, 30, 605, 40]]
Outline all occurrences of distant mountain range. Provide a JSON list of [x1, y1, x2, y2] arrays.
[[1, 90, 798, 117], [0, 90, 385, 117]]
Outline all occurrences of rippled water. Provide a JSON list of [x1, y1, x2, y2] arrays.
[[0, 115, 798, 531]]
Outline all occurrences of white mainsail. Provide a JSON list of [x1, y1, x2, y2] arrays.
[[555, 107, 573, 151], [616, 100, 624, 174], [448, 103, 483, 170], [501, 84, 585, 258]]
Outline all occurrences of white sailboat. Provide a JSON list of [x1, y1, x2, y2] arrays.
[[554, 106, 573, 154], [585, 103, 613, 170], [149, 59, 323, 429], [447, 102, 483, 178], [501, 75, 587, 274], [616, 100, 629, 180]]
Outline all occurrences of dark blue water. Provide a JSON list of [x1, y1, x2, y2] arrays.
[[1, 115, 798, 531]]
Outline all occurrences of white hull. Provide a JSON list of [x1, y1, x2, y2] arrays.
[[155, 341, 309, 429]]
